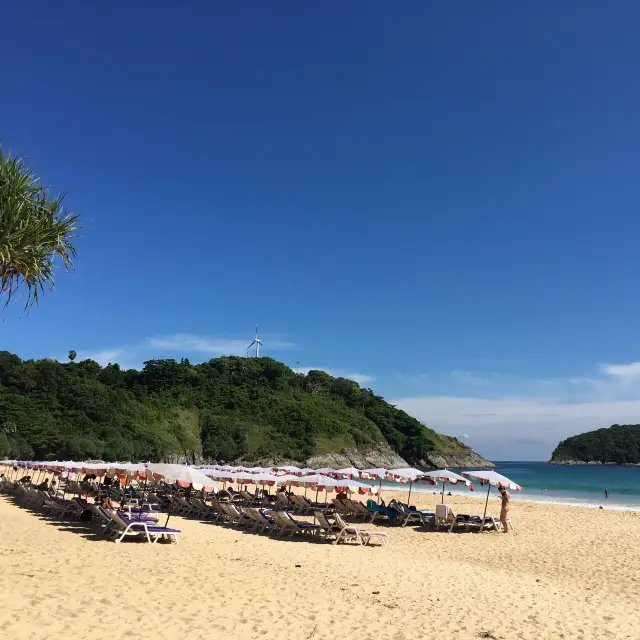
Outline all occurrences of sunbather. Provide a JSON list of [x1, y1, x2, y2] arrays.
[[499, 485, 510, 533]]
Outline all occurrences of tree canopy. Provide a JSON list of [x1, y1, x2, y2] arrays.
[[551, 424, 640, 464], [0, 150, 79, 309], [0, 352, 472, 464]]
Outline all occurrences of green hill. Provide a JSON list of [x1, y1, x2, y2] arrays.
[[550, 424, 640, 465], [0, 351, 490, 468]]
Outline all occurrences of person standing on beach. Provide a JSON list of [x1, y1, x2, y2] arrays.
[[604, 488, 609, 499], [498, 485, 510, 533]]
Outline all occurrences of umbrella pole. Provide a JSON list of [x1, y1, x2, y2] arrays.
[[378, 479, 382, 504], [407, 480, 413, 506], [442, 482, 445, 504], [481, 482, 492, 528], [313, 486, 320, 524], [164, 496, 174, 528]]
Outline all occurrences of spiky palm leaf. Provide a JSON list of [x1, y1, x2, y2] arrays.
[[0, 150, 79, 309]]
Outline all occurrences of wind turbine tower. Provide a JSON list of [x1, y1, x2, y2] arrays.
[[247, 325, 263, 357]]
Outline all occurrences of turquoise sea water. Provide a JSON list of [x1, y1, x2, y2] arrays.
[[368, 461, 640, 511]]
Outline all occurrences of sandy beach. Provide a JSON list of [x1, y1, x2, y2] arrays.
[[1, 490, 638, 640]]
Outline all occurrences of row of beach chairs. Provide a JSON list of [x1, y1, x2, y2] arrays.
[[157, 490, 388, 546], [1, 479, 181, 544]]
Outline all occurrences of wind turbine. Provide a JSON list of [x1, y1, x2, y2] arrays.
[[247, 325, 263, 357]]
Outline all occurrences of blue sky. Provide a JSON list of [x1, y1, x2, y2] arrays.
[[3, 2, 640, 461]]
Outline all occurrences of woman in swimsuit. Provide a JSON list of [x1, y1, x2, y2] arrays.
[[498, 485, 510, 533]]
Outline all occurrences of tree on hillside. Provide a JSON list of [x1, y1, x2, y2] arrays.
[[0, 150, 80, 309], [68, 350, 77, 362]]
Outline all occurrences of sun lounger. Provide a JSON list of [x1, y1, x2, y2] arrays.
[[290, 495, 313, 514], [271, 511, 320, 537], [190, 498, 217, 520], [221, 503, 252, 527], [253, 508, 276, 532], [110, 510, 181, 544], [332, 512, 366, 545], [275, 492, 293, 510], [314, 510, 342, 541], [367, 502, 399, 524], [89, 505, 115, 536], [239, 490, 262, 506], [392, 503, 428, 527], [346, 499, 370, 520], [331, 498, 352, 516]]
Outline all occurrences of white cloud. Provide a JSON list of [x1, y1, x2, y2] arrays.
[[58, 332, 295, 369], [391, 361, 640, 460], [600, 362, 640, 379], [75, 349, 123, 366], [449, 370, 492, 386], [298, 367, 375, 386], [146, 333, 295, 355], [393, 393, 640, 461]]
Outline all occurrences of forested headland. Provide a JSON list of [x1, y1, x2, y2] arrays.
[[0, 352, 490, 468], [550, 424, 640, 465]]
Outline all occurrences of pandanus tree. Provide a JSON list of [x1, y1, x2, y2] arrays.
[[0, 150, 80, 309]]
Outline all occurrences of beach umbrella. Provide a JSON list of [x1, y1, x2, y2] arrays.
[[271, 465, 301, 474], [417, 469, 471, 503], [360, 468, 389, 503], [334, 467, 360, 478], [314, 467, 338, 476], [461, 470, 522, 526], [146, 464, 220, 526], [388, 468, 424, 504], [334, 478, 379, 496]]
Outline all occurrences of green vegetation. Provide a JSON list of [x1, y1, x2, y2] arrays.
[[0, 150, 79, 309], [551, 424, 640, 464], [0, 352, 473, 464]]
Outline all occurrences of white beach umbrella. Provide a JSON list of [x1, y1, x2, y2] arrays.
[[461, 469, 522, 524], [360, 468, 389, 479], [335, 467, 360, 478], [289, 474, 341, 487], [359, 468, 389, 502], [388, 468, 424, 480], [461, 470, 522, 491], [146, 463, 218, 492], [333, 478, 379, 496], [314, 467, 338, 476], [418, 469, 471, 503], [199, 468, 234, 479], [251, 473, 281, 486], [388, 468, 425, 504], [272, 465, 301, 474]]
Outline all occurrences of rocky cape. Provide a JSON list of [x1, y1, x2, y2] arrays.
[[170, 443, 495, 470]]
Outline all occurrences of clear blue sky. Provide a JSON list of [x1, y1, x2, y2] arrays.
[[3, 2, 640, 460]]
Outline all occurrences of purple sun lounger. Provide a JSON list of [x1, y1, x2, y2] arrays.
[[112, 511, 181, 544]]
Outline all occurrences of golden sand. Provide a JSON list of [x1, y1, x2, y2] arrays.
[[0, 491, 638, 640]]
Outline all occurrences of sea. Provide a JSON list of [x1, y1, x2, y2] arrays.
[[367, 461, 640, 511]]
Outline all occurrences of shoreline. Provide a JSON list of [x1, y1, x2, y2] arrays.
[[369, 482, 640, 511], [549, 459, 640, 466]]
